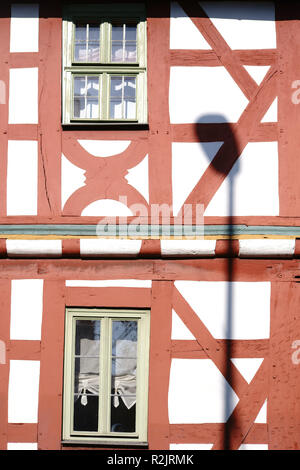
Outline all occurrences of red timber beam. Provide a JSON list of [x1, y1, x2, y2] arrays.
[[0, 6, 10, 218], [0, 280, 11, 450], [268, 282, 300, 450], [38, 2, 62, 217], [0, 258, 297, 282], [276, 2, 300, 217], [147, 2, 173, 212], [148, 281, 173, 450], [38, 280, 65, 450]]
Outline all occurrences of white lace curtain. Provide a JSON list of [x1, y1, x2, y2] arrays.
[[76, 338, 137, 410]]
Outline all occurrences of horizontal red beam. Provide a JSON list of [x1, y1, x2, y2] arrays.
[[169, 423, 267, 444], [7, 423, 38, 443], [170, 49, 277, 66], [171, 339, 269, 358], [171, 122, 278, 142], [65, 286, 152, 308], [0, 258, 297, 281], [8, 340, 41, 360]]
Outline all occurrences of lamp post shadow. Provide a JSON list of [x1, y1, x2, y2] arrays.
[[195, 114, 241, 450]]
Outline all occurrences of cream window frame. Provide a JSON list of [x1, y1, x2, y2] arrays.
[[62, 308, 150, 445], [62, 4, 147, 125]]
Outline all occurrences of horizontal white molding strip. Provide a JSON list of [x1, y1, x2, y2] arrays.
[[239, 239, 295, 258], [161, 239, 216, 257], [0, 238, 298, 258], [6, 240, 62, 258], [65, 279, 152, 287]]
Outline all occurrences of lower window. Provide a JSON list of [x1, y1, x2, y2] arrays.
[[62, 308, 150, 445]]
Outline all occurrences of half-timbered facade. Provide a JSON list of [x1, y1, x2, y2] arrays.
[[1, 0, 300, 451]]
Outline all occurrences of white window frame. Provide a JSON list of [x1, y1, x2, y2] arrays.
[[62, 4, 147, 125], [62, 307, 150, 445]]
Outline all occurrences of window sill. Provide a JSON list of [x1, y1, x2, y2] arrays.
[[61, 439, 149, 448], [62, 122, 149, 130]]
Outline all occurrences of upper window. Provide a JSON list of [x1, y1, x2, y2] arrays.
[[62, 4, 147, 125], [62, 308, 150, 445]]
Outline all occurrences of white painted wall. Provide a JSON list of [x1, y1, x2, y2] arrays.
[[170, 2, 211, 49], [171, 309, 196, 340], [10, 4, 39, 53], [238, 444, 268, 450], [7, 443, 38, 450], [170, 444, 213, 450], [77, 140, 131, 157], [200, 1, 276, 50], [174, 281, 270, 339], [7, 140, 38, 215], [10, 279, 44, 340], [81, 199, 134, 217], [204, 142, 279, 216], [172, 142, 223, 216], [230, 358, 264, 384], [61, 154, 86, 210], [169, 358, 239, 423], [125, 154, 149, 203], [169, 67, 249, 123], [9, 68, 38, 124], [8, 360, 40, 423]]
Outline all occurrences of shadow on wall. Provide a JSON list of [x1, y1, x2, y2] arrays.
[[195, 114, 241, 450]]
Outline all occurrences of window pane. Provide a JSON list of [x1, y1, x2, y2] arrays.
[[74, 77, 86, 96], [73, 76, 100, 119], [125, 99, 136, 119], [87, 77, 99, 96], [124, 77, 136, 98], [112, 25, 123, 41], [110, 77, 123, 97], [110, 396, 136, 433], [110, 100, 122, 119], [112, 321, 137, 356], [86, 98, 99, 118], [73, 97, 85, 118], [87, 43, 100, 62], [125, 25, 137, 41], [111, 321, 137, 433], [73, 319, 100, 432], [88, 25, 100, 41], [111, 24, 137, 63], [75, 25, 86, 41], [74, 395, 99, 432], [74, 24, 100, 62], [124, 43, 137, 62], [111, 43, 123, 62], [74, 43, 87, 62]]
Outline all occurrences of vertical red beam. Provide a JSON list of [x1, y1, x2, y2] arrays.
[[38, 2, 62, 217], [276, 2, 300, 216], [148, 281, 172, 450], [38, 280, 65, 450], [0, 5, 10, 216], [147, 3, 173, 213], [268, 282, 300, 449], [0, 280, 11, 450]]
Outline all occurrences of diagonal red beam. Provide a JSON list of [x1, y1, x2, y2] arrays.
[[172, 287, 250, 393], [179, 0, 258, 100], [211, 359, 269, 450], [182, 65, 278, 211]]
